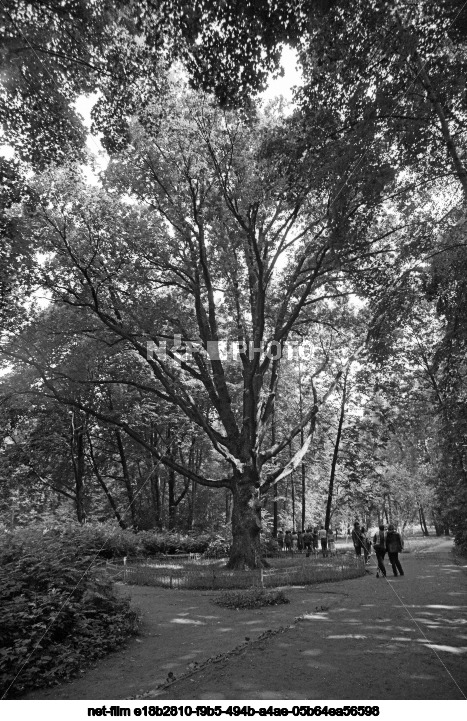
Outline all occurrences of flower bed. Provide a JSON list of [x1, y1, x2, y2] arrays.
[[112, 553, 366, 590]]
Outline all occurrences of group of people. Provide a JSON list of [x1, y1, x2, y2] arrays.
[[277, 526, 337, 557], [276, 520, 405, 577], [351, 521, 405, 577]]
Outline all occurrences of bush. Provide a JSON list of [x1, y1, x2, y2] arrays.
[[261, 536, 279, 556], [213, 588, 290, 609], [454, 527, 467, 556], [0, 522, 215, 562], [202, 532, 231, 559], [137, 529, 212, 556], [0, 528, 139, 698]]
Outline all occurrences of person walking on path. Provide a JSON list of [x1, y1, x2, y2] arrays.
[[386, 523, 404, 576], [297, 530, 304, 553], [373, 524, 387, 577], [361, 526, 371, 564], [303, 527, 312, 556], [327, 527, 336, 556], [277, 529, 284, 551], [319, 525, 328, 557], [292, 530, 298, 552], [351, 521, 363, 557], [312, 527, 319, 555]]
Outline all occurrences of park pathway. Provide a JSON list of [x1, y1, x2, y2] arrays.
[[155, 539, 467, 700], [21, 539, 467, 701]]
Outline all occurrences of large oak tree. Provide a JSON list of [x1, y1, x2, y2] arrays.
[[2, 84, 416, 567]]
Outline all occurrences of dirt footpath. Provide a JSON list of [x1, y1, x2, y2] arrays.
[[23, 575, 349, 700], [155, 539, 467, 701], [22, 539, 467, 701]]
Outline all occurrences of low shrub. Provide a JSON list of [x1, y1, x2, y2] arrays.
[[262, 536, 279, 557], [137, 529, 212, 556], [454, 528, 467, 556], [212, 588, 289, 609], [0, 523, 215, 562], [201, 528, 279, 560], [202, 532, 231, 559], [0, 530, 139, 698]]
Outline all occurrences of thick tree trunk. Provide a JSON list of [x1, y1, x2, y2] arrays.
[[226, 481, 266, 570]]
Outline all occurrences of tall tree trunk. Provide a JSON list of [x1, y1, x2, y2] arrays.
[[387, 493, 393, 524], [187, 479, 196, 530], [225, 489, 232, 525], [298, 357, 306, 532], [187, 441, 202, 530], [271, 403, 278, 536], [168, 468, 176, 529], [325, 371, 348, 531], [114, 429, 138, 531], [291, 472, 296, 531], [431, 508, 443, 537], [289, 442, 296, 531], [151, 470, 162, 529], [87, 431, 127, 529], [419, 504, 429, 536], [149, 425, 162, 529], [166, 424, 177, 529], [71, 410, 86, 524]]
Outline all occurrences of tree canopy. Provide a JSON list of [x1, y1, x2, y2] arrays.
[[2, 0, 467, 564]]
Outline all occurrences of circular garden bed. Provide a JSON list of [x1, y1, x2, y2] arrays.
[[104, 552, 366, 590]]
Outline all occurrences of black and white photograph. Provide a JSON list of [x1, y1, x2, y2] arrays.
[[1, 1, 467, 714]]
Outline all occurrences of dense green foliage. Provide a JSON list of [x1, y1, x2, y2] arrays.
[[0, 525, 139, 698]]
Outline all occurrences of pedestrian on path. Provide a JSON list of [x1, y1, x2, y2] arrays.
[[292, 530, 298, 552], [319, 525, 328, 557], [277, 529, 284, 551], [351, 521, 363, 557], [297, 530, 304, 552], [361, 526, 372, 564], [386, 523, 404, 576], [312, 527, 319, 554], [373, 524, 387, 577]]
